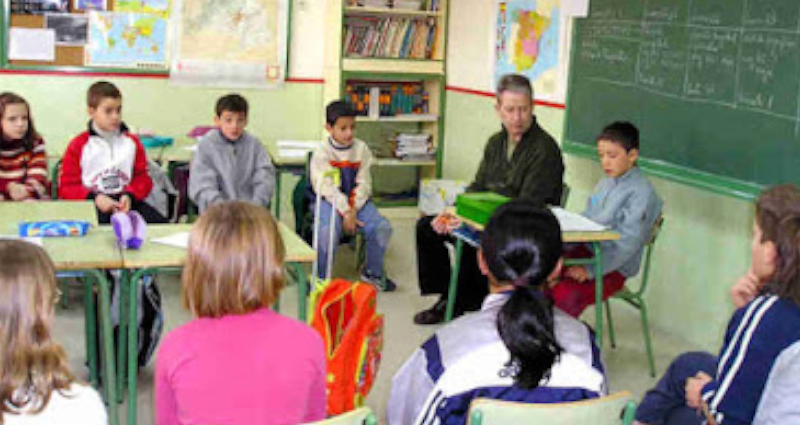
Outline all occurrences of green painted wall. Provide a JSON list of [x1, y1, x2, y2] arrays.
[[0, 74, 324, 154], [443, 90, 754, 351]]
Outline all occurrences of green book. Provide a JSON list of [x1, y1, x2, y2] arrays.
[[456, 192, 510, 225]]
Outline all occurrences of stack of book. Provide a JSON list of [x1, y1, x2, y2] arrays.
[[394, 133, 435, 162], [343, 16, 438, 59]]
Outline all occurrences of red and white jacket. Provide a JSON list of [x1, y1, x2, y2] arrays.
[[58, 122, 152, 201]]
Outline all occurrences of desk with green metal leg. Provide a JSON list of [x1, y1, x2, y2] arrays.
[[118, 222, 316, 425], [0, 202, 122, 425], [445, 215, 619, 348]]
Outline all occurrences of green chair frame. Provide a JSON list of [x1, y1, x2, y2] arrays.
[[468, 392, 637, 425], [605, 215, 665, 377]]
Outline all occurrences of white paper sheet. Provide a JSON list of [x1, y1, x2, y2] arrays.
[[8, 28, 56, 61], [0, 235, 44, 247], [183, 145, 198, 152], [279, 149, 312, 159], [277, 140, 321, 149], [151, 232, 190, 249], [551, 207, 607, 232], [563, 0, 590, 17]]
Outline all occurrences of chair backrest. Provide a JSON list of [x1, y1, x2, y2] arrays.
[[634, 214, 665, 297], [302, 407, 378, 425], [467, 392, 637, 425], [50, 158, 62, 199], [560, 182, 571, 207]]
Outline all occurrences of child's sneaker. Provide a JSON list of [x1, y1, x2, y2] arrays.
[[360, 272, 397, 292]]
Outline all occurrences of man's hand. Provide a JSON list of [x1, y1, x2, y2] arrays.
[[95, 194, 119, 213], [7, 182, 30, 201], [685, 372, 713, 409], [731, 269, 762, 308], [565, 265, 590, 282], [431, 212, 462, 235], [117, 194, 131, 213]]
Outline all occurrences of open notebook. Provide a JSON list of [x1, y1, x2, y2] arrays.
[[550, 207, 608, 232]]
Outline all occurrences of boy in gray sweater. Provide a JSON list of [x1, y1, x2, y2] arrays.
[[550, 121, 663, 317], [189, 94, 275, 213]]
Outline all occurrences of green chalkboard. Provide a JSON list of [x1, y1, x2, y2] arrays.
[[565, 0, 800, 199]]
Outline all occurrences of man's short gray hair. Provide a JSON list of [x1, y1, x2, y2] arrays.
[[496, 74, 533, 100]]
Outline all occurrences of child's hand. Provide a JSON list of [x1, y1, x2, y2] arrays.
[[95, 194, 118, 213], [731, 269, 762, 308], [7, 182, 30, 201], [117, 194, 131, 213], [565, 265, 590, 282], [29, 180, 47, 197], [343, 210, 358, 235], [685, 372, 713, 409]]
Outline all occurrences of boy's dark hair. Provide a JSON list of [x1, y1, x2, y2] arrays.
[[87, 81, 121, 108], [481, 200, 564, 389], [216, 94, 249, 117], [757, 184, 800, 307], [326, 100, 356, 126], [597, 121, 640, 152]]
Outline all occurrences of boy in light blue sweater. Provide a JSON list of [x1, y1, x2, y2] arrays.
[[551, 122, 663, 317]]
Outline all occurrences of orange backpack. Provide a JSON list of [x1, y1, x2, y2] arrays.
[[310, 278, 384, 416]]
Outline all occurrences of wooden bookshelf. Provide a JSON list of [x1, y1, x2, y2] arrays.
[[344, 6, 443, 17], [342, 58, 444, 74], [323, 0, 449, 204], [356, 114, 439, 123]]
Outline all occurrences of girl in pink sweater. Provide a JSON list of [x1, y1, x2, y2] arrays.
[[155, 201, 326, 425]]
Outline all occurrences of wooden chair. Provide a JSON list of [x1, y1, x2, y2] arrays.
[[605, 215, 665, 377], [467, 391, 637, 425], [302, 407, 378, 425]]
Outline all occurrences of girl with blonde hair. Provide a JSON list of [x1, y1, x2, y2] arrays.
[[155, 201, 326, 425], [0, 240, 106, 424]]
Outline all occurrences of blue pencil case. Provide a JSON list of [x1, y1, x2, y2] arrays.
[[140, 136, 174, 148], [18, 220, 92, 237]]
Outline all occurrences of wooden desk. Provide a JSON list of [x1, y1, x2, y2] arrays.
[[447, 212, 620, 348], [0, 202, 120, 425], [119, 221, 315, 425], [0, 200, 98, 231]]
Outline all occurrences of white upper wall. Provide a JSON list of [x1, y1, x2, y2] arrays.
[[289, 0, 327, 78], [446, 0, 495, 92]]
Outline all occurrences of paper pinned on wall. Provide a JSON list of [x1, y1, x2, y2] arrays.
[[562, 0, 590, 17], [8, 28, 56, 61]]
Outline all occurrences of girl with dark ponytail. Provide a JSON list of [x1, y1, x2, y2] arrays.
[[388, 200, 606, 425]]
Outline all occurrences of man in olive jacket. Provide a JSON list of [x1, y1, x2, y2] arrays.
[[414, 74, 564, 325]]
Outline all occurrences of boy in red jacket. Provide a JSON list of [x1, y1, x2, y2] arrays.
[[59, 81, 165, 223]]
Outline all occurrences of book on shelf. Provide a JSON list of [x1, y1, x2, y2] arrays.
[[343, 16, 438, 59], [346, 81, 431, 118], [347, 0, 439, 11]]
